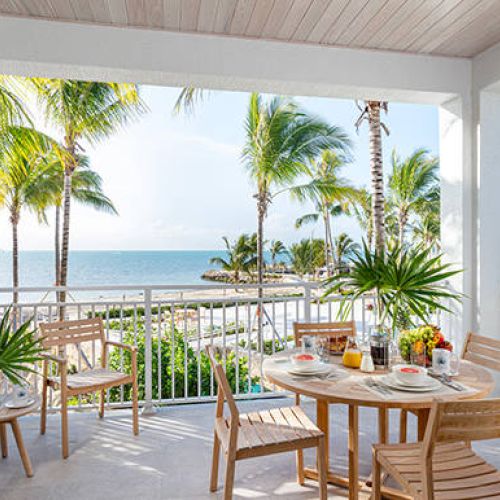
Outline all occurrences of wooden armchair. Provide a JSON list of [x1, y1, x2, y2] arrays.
[[39, 318, 138, 458], [292, 320, 356, 483], [206, 346, 328, 500], [373, 398, 500, 499]]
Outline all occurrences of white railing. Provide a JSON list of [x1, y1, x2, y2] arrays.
[[0, 283, 381, 411]]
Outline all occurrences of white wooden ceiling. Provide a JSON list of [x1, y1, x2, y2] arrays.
[[1, 0, 500, 58]]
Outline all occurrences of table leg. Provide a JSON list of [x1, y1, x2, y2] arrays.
[[348, 405, 359, 500], [316, 400, 329, 468], [1, 423, 7, 458], [378, 407, 388, 444], [10, 419, 33, 478], [417, 409, 430, 441]]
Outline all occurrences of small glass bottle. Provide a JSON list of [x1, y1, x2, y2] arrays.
[[360, 345, 375, 372]]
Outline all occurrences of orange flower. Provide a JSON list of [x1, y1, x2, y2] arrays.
[[413, 340, 425, 354]]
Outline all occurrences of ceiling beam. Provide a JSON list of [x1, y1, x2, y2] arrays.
[[0, 15, 470, 104]]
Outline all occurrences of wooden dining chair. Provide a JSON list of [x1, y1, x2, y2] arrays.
[[39, 318, 139, 459], [461, 331, 500, 370], [372, 398, 500, 499], [399, 331, 500, 444], [206, 346, 328, 500], [292, 320, 355, 482]]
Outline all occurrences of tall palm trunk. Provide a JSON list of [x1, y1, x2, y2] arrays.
[[10, 207, 19, 305], [55, 204, 61, 286], [59, 167, 73, 320], [367, 101, 385, 254], [323, 207, 334, 275], [256, 191, 267, 350]]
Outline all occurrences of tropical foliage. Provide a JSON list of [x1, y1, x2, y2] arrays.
[[242, 92, 351, 291], [28, 78, 145, 310], [290, 149, 355, 274], [108, 323, 256, 401], [324, 243, 462, 334], [209, 234, 257, 282], [387, 148, 439, 248], [288, 239, 325, 277], [0, 310, 43, 385]]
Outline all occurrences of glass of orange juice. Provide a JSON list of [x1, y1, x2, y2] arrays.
[[342, 336, 362, 368]]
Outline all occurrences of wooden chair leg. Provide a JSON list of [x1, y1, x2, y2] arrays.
[[1, 423, 8, 458], [223, 455, 236, 500], [296, 448, 305, 485], [10, 419, 33, 478], [399, 410, 407, 443], [40, 371, 48, 435], [210, 431, 220, 492], [60, 395, 69, 459], [317, 438, 328, 500], [132, 381, 139, 436], [99, 389, 105, 418], [372, 449, 381, 500]]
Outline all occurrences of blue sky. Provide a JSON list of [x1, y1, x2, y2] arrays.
[[0, 85, 439, 251]]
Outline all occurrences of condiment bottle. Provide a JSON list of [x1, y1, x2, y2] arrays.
[[360, 346, 375, 373]]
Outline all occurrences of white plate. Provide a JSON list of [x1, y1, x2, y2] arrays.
[[4, 397, 36, 409], [288, 365, 332, 377], [381, 374, 441, 392]]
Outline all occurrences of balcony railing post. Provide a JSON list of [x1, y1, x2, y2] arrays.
[[304, 283, 312, 322], [142, 287, 156, 415]]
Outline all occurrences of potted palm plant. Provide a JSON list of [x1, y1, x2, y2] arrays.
[[324, 243, 462, 367], [0, 309, 43, 394]]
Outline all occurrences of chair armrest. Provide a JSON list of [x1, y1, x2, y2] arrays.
[[104, 340, 137, 353], [41, 352, 68, 365]]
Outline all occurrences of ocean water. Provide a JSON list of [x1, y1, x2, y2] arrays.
[[0, 250, 226, 291]]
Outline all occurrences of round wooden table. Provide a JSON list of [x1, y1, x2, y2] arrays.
[[263, 353, 495, 499], [0, 398, 39, 477]]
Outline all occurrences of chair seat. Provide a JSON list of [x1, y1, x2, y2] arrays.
[[215, 406, 322, 460], [376, 441, 500, 499], [48, 368, 131, 392]]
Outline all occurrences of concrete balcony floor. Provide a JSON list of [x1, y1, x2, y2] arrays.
[[2, 397, 500, 499]]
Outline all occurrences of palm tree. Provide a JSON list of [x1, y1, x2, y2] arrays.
[[173, 86, 208, 115], [355, 101, 389, 254], [332, 233, 359, 271], [269, 240, 286, 270], [242, 93, 350, 290], [350, 188, 373, 250], [48, 153, 118, 286], [288, 239, 325, 278], [0, 76, 30, 129], [0, 127, 61, 303], [28, 78, 145, 314], [388, 148, 439, 248], [210, 235, 257, 282], [290, 150, 354, 274]]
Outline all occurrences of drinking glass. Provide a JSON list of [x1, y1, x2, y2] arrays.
[[301, 335, 316, 353], [316, 336, 330, 363], [432, 348, 451, 374], [448, 352, 460, 376]]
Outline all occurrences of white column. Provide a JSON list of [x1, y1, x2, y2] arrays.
[[439, 95, 476, 344], [478, 91, 500, 336]]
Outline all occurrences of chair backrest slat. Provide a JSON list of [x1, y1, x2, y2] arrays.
[[40, 318, 104, 348], [293, 321, 356, 351], [462, 332, 500, 371], [205, 346, 239, 421], [425, 399, 500, 447]]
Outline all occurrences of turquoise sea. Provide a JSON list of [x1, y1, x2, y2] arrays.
[[0, 250, 226, 290]]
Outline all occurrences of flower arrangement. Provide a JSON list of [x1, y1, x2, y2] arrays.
[[398, 325, 453, 365]]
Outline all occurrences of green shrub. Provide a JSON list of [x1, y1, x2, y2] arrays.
[[107, 321, 258, 402]]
